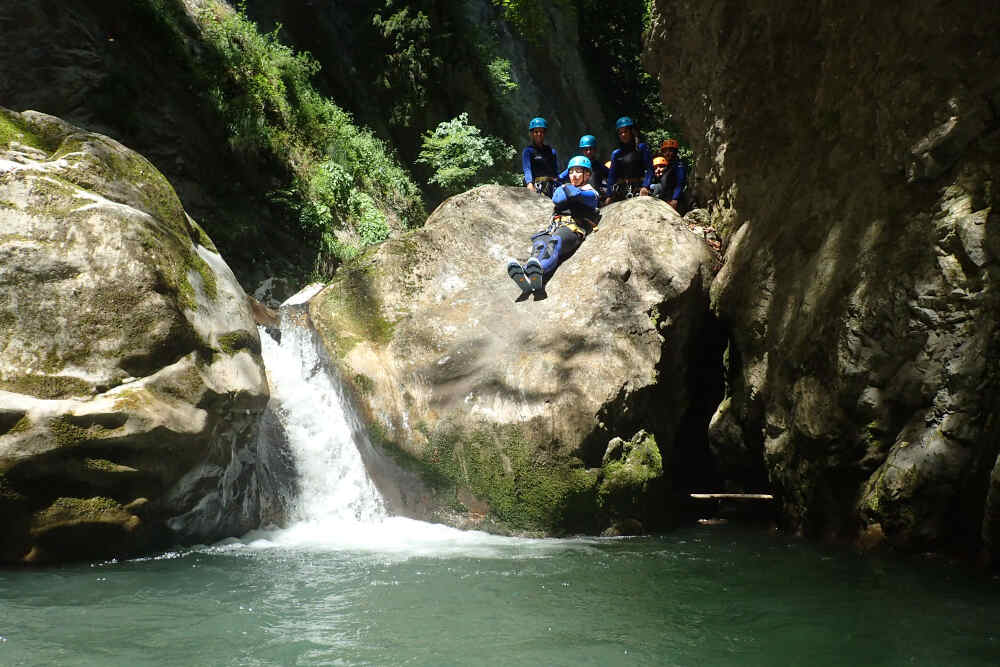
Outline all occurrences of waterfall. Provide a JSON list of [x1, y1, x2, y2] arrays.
[[258, 311, 386, 528], [237, 293, 562, 558]]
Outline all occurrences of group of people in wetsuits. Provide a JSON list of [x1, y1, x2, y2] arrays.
[[508, 115, 688, 298], [520, 116, 687, 209]]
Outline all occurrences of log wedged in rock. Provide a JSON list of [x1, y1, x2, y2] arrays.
[[0, 108, 289, 563], [309, 185, 717, 535]]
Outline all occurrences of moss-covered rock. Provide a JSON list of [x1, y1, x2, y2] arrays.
[[598, 430, 667, 532], [309, 186, 712, 535], [0, 109, 284, 564]]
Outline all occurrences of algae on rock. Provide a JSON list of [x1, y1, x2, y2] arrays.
[[0, 108, 290, 564], [308, 186, 716, 535]]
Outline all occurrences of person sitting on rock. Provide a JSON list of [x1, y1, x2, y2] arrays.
[[558, 134, 609, 198], [522, 117, 560, 197], [652, 138, 688, 212], [508, 156, 600, 296], [604, 116, 653, 204]]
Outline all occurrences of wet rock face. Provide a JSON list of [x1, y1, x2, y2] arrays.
[[0, 109, 278, 563], [645, 1, 1000, 553], [309, 186, 717, 535]]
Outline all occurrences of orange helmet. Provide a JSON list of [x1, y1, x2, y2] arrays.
[[653, 156, 668, 166], [661, 138, 679, 150]]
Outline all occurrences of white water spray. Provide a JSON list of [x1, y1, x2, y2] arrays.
[[259, 316, 386, 526], [228, 298, 581, 559]]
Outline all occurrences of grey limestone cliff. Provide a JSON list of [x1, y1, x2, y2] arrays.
[[645, 0, 1000, 557]]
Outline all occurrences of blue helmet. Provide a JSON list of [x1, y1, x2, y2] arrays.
[[578, 134, 597, 148], [528, 117, 548, 130], [567, 155, 592, 171], [615, 116, 635, 129]]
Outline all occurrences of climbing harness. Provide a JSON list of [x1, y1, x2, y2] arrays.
[[532, 176, 557, 198], [612, 178, 644, 200], [547, 213, 597, 237]]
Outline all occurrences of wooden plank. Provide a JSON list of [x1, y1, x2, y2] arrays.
[[689, 493, 774, 500]]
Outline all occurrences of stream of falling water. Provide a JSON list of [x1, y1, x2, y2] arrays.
[[238, 305, 548, 558], [259, 315, 386, 526]]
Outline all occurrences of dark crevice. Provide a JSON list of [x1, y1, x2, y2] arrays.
[[0, 409, 27, 436]]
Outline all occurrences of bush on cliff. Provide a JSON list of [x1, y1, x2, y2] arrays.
[[417, 113, 518, 197], [196, 1, 424, 270]]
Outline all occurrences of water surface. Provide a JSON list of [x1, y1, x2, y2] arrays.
[[3, 310, 996, 666], [2, 522, 997, 666]]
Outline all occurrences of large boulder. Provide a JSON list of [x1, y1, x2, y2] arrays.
[[0, 109, 283, 563], [645, 0, 1000, 555], [308, 186, 717, 534]]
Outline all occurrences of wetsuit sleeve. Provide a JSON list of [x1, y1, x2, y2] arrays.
[[671, 161, 688, 201], [606, 149, 619, 189], [553, 184, 600, 211], [641, 143, 654, 189], [522, 146, 534, 184]]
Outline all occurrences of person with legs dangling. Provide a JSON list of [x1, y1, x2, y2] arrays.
[[507, 156, 600, 298]]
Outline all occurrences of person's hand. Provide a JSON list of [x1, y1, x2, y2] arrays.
[[525, 182, 535, 192], [668, 199, 678, 210], [603, 197, 612, 206], [639, 187, 650, 196]]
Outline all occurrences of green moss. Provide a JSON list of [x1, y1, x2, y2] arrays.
[[191, 249, 219, 302], [311, 262, 395, 358], [217, 330, 259, 355], [44, 131, 220, 312], [372, 419, 603, 533], [33, 496, 126, 525], [0, 374, 92, 400], [47, 416, 121, 448], [188, 217, 220, 254], [0, 111, 49, 152], [112, 388, 150, 413], [84, 458, 138, 474], [597, 431, 664, 518], [23, 172, 90, 219], [353, 373, 376, 396]]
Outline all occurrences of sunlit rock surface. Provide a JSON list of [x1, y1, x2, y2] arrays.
[[309, 185, 716, 535], [645, 0, 1000, 557], [0, 109, 283, 563]]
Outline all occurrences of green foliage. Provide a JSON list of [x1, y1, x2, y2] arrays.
[[487, 57, 518, 96], [373, 3, 443, 127], [492, 0, 572, 42], [195, 2, 425, 275], [417, 113, 517, 196], [575, 0, 691, 165], [200, 5, 315, 155], [350, 192, 391, 246]]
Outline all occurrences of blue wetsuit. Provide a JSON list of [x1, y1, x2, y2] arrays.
[[521, 144, 560, 194], [606, 141, 653, 199], [655, 158, 688, 203], [558, 159, 609, 196], [531, 183, 600, 274]]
